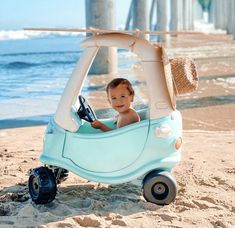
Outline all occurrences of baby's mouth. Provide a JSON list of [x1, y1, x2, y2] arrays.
[[116, 105, 124, 109]]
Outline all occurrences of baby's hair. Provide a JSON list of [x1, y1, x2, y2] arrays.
[[106, 78, 134, 95]]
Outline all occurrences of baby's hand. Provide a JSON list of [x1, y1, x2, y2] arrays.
[[91, 120, 103, 129]]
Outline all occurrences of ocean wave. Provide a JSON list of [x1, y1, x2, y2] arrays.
[[3, 61, 40, 69], [0, 30, 85, 41], [1, 50, 81, 57], [3, 60, 76, 70], [46, 60, 75, 65]]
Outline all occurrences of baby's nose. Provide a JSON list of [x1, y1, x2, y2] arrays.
[[116, 98, 123, 104]]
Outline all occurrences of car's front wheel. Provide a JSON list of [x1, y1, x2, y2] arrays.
[[52, 167, 69, 184], [28, 166, 57, 204]]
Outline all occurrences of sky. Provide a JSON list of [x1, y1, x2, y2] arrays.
[[0, 0, 131, 30]]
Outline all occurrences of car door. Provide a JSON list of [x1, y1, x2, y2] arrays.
[[63, 120, 149, 173]]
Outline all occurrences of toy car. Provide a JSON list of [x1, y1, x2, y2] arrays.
[[28, 32, 197, 205]]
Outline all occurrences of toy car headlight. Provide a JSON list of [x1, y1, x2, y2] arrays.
[[155, 124, 172, 138]]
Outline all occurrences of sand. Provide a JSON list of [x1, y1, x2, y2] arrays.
[[0, 127, 234, 227], [1, 35, 235, 227]]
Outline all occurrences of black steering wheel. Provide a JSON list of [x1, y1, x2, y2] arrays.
[[77, 95, 96, 122]]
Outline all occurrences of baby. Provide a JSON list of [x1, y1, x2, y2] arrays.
[[91, 78, 140, 131]]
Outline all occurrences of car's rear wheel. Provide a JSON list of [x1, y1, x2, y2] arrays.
[[143, 170, 177, 205]]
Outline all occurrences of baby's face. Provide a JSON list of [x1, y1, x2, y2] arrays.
[[108, 84, 134, 113]]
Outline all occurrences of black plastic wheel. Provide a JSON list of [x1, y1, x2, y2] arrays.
[[143, 170, 177, 205], [28, 166, 57, 204], [53, 167, 69, 184]]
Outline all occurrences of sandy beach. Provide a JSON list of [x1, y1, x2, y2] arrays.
[[1, 35, 235, 228], [0, 127, 234, 227]]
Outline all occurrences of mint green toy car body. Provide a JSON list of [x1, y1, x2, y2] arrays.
[[28, 32, 183, 205]]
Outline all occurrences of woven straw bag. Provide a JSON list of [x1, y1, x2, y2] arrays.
[[170, 57, 198, 95]]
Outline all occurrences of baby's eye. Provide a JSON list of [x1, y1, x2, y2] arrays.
[[111, 97, 116, 100], [121, 95, 126, 98]]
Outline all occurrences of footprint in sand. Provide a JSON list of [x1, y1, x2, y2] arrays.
[[157, 214, 177, 222], [73, 216, 101, 227], [213, 176, 226, 185], [111, 219, 127, 226], [212, 176, 235, 191], [104, 214, 126, 227], [211, 220, 227, 228], [192, 199, 223, 210], [200, 196, 217, 204]]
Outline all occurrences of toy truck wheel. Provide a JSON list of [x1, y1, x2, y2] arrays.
[[28, 166, 57, 204], [143, 170, 177, 205], [53, 167, 69, 184]]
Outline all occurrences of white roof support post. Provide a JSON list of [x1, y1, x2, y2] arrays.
[[54, 47, 99, 132]]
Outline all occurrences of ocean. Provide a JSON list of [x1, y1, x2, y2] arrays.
[[0, 31, 88, 126]]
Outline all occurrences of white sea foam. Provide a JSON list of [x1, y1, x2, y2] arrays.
[[0, 30, 84, 41], [0, 21, 226, 41], [194, 20, 226, 34], [226, 77, 235, 89]]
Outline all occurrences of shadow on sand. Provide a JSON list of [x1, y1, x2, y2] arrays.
[[0, 180, 161, 227]]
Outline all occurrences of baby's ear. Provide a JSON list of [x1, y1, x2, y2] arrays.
[[131, 94, 134, 102]]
